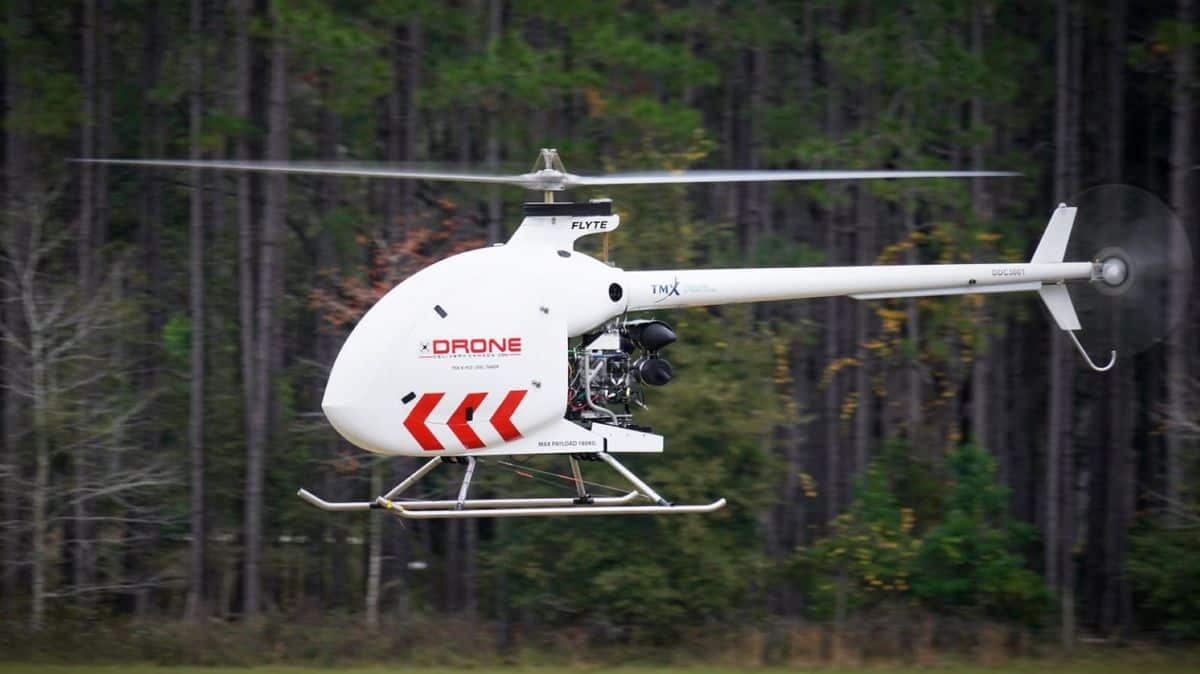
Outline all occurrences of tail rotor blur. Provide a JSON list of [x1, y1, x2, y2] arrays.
[[1064, 184, 1194, 362]]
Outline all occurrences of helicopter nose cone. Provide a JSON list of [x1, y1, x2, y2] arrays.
[[320, 398, 378, 453], [319, 281, 419, 454], [322, 311, 396, 409], [321, 371, 386, 455]]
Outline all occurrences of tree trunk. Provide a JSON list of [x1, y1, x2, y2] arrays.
[[185, 0, 206, 624], [465, 517, 478, 618], [0, 27, 19, 608], [743, 14, 770, 260], [904, 201, 922, 453], [405, 16, 421, 221], [822, 43, 842, 518], [385, 15, 421, 240], [137, 0, 166, 472], [823, 226, 840, 520], [1062, 1, 1084, 651], [79, 0, 95, 287], [235, 0, 259, 618], [316, 83, 344, 613], [95, 0, 110, 263], [1048, 0, 1079, 649], [485, 0, 503, 243], [853, 193, 873, 473], [5, 0, 31, 612], [30, 347, 47, 631], [245, 9, 288, 619], [365, 462, 382, 628], [1165, 0, 1193, 528], [72, 0, 98, 609], [384, 26, 402, 237], [1098, 0, 1131, 635], [969, 0, 991, 449], [235, 0, 255, 456], [128, 0, 167, 622]]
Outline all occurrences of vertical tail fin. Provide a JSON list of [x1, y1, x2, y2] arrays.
[[1034, 204, 1082, 330], [1038, 284, 1081, 330], [1032, 205, 1115, 371], [1030, 203, 1076, 264]]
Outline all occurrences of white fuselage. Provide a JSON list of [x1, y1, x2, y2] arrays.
[[322, 208, 1093, 457]]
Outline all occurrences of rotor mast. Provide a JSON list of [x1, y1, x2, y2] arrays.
[[533, 147, 564, 203]]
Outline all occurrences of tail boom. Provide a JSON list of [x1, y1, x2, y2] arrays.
[[623, 261, 1093, 311]]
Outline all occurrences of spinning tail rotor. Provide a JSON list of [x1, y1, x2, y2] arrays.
[[1041, 184, 1194, 370]]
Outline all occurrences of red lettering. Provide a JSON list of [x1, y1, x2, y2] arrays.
[[428, 337, 522, 355]]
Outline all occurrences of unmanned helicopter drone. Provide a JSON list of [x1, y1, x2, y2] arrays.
[[80, 149, 1193, 519]]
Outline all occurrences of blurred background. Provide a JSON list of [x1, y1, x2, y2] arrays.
[[0, 0, 1197, 668]]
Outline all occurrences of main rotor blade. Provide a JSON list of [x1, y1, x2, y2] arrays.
[[73, 159, 1020, 192], [565, 169, 1020, 187], [70, 158, 532, 187]]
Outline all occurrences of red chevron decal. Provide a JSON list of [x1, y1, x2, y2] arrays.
[[404, 392, 444, 451], [490, 389, 527, 442], [448, 392, 487, 449]]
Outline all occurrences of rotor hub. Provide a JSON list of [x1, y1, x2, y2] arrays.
[[1091, 245, 1136, 295], [1099, 256, 1128, 286]]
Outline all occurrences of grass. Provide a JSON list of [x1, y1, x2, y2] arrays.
[[1, 659, 1199, 674]]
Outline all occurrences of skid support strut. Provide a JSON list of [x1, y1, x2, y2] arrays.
[[569, 456, 592, 504], [597, 452, 669, 506], [456, 457, 477, 510], [297, 452, 725, 518]]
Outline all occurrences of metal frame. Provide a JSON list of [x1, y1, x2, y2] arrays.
[[297, 453, 725, 519]]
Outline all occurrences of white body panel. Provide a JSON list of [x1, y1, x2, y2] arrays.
[[323, 213, 634, 456], [323, 207, 1094, 457], [623, 262, 1093, 311]]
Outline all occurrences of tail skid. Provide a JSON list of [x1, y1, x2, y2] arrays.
[[1032, 205, 1115, 371]]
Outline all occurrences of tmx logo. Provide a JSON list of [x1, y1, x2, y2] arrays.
[[651, 277, 681, 302]]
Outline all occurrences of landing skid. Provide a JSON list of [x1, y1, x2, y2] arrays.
[[297, 452, 726, 519]]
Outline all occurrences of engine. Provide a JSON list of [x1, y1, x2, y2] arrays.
[[566, 319, 676, 428]]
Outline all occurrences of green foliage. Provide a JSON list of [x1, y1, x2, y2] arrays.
[[798, 445, 1047, 624], [912, 445, 1048, 623], [1127, 518, 1200, 639], [798, 460, 921, 618], [274, 0, 391, 116], [161, 314, 191, 365]]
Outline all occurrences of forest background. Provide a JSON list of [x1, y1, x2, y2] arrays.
[[0, 0, 1198, 667]]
